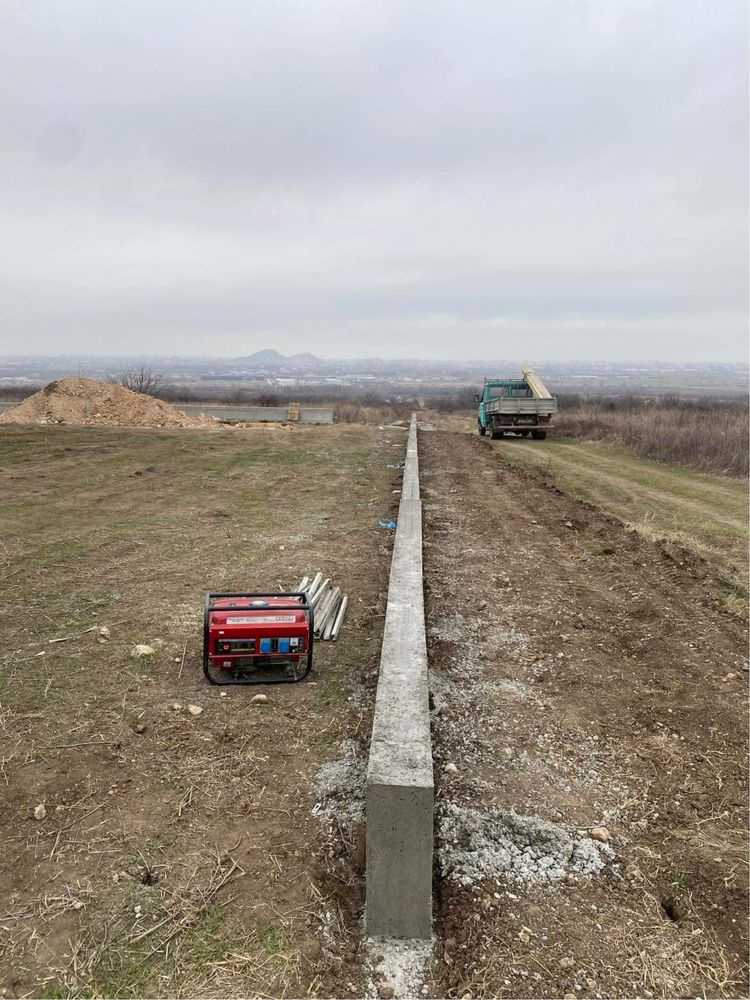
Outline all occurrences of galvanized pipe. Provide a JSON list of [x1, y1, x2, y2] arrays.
[[316, 587, 340, 633], [311, 579, 330, 607], [330, 596, 348, 640], [315, 587, 340, 634]]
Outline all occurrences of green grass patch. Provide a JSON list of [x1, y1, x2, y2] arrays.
[[257, 920, 287, 957], [181, 905, 234, 965], [317, 679, 352, 704]]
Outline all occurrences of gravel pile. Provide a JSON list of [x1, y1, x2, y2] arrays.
[[438, 801, 611, 886]]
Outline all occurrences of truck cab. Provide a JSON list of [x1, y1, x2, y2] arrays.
[[476, 368, 557, 440]]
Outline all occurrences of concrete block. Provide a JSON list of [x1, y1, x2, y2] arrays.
[[366, 780, 433, 939], [299, 406, 334, 424], [226, 405, 289, 422]]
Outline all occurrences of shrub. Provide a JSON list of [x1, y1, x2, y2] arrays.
[[556, 398, 749, 478]]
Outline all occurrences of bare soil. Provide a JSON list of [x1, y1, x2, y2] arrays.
[[0, 422, 406, 998], [2, 418, 747, 999], [420, 428, 748, 998]]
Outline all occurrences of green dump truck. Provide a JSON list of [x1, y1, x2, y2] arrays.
[[475, 367, 558, 440]]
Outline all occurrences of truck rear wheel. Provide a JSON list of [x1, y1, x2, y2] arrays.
[[489, 426, 502, 440], [478, 421, 486, 436], [531, 430, 547, 440]]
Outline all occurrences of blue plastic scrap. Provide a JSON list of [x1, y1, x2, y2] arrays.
[[378, 519, 397, 529]]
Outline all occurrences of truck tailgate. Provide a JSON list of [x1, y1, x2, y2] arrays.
[[485, 398, 558, 416]]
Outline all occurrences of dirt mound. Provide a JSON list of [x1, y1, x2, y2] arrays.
[[0, 377, 216, 429]]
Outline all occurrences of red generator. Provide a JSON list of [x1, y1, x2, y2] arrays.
[[203, 592, 314, 686]]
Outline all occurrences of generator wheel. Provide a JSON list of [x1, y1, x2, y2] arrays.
[[531, 430, 547, 440], [478, 421, 486, 436]]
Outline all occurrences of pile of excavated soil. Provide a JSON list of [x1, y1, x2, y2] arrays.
[[0, 377, 217, 429]]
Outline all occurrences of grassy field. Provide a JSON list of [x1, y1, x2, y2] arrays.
[[0, 422, 404, 998], [488, 433, 748, 592]]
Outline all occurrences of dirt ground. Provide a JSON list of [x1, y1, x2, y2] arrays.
[[1, 418, 747, 999], [0, 422, 407, 998], [439, 416, 748, 594], [420, 427, 748, 998]]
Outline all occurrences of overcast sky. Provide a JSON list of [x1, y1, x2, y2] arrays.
[[0, 0, 746, 361]]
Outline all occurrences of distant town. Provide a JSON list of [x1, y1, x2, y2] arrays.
[[0, 351, 747, 402]]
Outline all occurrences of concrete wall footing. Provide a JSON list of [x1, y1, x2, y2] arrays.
[[365, 413, 433, 939]]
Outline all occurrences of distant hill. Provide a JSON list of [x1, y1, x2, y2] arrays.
[[233, 350, 323, 368], [290, 352, 325, 366]]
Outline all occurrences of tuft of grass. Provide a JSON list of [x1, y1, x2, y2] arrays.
[[66, 949, 160, 999], [711, 580, 749, 617], [181, 905, 234, 965], [318, 679, 352, 704], [258, 920, 286, 956]]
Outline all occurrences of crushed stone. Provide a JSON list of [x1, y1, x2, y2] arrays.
[[430, 668, 537, 712], [366, 936, 432, 999], [438, 800, 612, 886], [486, 625, 530, 651], [312, 739, 366, 825], [428, 614, 480, 643], [428, 615, 529, 659]]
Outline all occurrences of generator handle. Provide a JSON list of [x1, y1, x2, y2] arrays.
[[202, 591, 314, 686], [207, 590, 313, 607]]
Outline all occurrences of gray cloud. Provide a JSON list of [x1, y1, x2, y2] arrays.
[[0, 0, 746, 360]]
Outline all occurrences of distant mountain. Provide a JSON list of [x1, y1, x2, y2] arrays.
[[232, 349, 324, 368]]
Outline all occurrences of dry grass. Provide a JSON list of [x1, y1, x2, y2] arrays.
[[610, 896, 744, 999], [333, 401, 413, 425], [439, 891, 744, 1000], [557, 398, 749, 478], [0, 847, 307, 999]]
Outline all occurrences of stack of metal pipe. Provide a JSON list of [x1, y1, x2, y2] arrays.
[[295, 572, 348, 641]]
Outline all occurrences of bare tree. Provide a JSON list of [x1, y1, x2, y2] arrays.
[[256, 392, 281, 407], [108, 366, 164, 397]]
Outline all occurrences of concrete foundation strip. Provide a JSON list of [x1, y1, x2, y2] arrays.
[[366, 413, 434, 939]]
